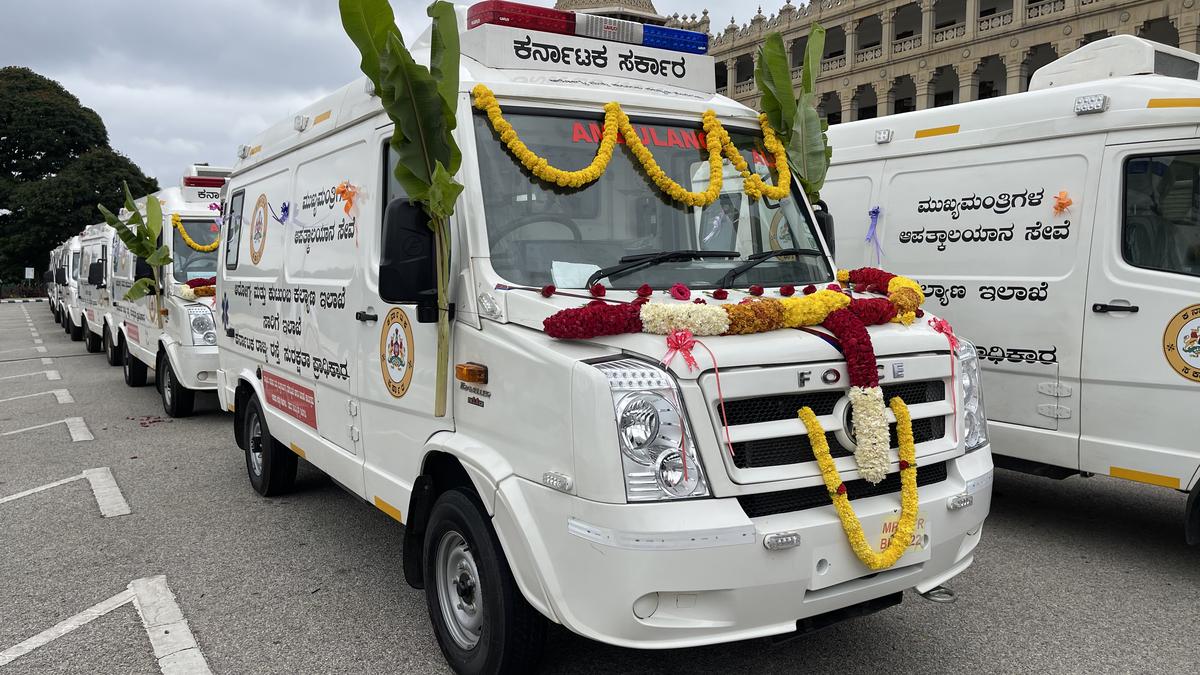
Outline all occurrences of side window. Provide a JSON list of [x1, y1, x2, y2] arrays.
[[225, 190, 245, 269], [1123, 152, 1200, 277], [380, 142, 434, 304]]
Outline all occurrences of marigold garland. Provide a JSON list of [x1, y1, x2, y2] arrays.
[[799, 397, 920, 570], [171, 213, 220, 253], [472, 84, 790, 206], [839, 267, 925, 325]]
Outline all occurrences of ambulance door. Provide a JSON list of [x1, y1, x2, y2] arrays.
[[358, 135, 454, 517], [824, 159, 883, 268], [1081, 142, 1200, 490]]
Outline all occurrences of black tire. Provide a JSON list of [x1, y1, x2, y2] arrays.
[[69, 316, 83, 341], [242, 396, 296, 497], [63, 313, 71, 333], [103, 327, 121, 366], [423, 489, 546, 675], [158, 353, 195, 418], [84, 324, 102, 353], [122, 338, 148, 387]]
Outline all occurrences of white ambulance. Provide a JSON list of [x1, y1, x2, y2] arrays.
[[114, 166, 229, 417], [824, 36, 1200, 541], [60, 235, 84, 341], [218, 3, 992, 670], [47, 245, 63, 319], [77, 222, 122, 362]]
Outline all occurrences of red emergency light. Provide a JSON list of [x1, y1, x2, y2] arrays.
[[467, 0, 575, 36], [183, 176, 227, 188]]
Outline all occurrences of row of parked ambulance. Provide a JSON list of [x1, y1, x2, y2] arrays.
[[45, 165, 227, 417], [37, 2, 1200, 670]]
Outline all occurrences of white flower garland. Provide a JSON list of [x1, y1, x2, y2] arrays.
[[848, 386, 890, 484], [639, 303, 730, 336], [177, 284, 197, 301]]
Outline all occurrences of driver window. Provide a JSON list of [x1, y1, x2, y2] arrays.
[[1124, 152, 1200, 277]]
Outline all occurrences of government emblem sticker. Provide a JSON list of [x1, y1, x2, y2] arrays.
[[249, 194, 269, 265], [380, 307, 415, 398], [1163, 303, 1200, 382]]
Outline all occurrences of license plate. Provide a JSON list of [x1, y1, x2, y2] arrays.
[[879, 511, 927, 552]]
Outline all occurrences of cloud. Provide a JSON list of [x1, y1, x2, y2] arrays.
[[1, 0, 763, 190]]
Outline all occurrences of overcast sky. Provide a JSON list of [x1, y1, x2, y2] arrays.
[[1, 0, 757, 188]]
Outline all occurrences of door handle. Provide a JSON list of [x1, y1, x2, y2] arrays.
[[355, 310, 378, 322], [1092, 303, 1139, 313]]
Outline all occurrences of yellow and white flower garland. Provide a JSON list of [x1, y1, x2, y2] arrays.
[[799, 396, 920, 570], [171, 213, 220, 253], [472, 84, 790, 206]]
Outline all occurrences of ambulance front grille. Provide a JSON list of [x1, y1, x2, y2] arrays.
[[731, 415, 946, 469], [738, 461, 949, 518], [722, 380, 945, 427]]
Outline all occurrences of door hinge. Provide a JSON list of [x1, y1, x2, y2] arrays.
[[349, 425, 361, 442], [347, 400, 359, 416], [1037, 404, 1072, 419], [1037, 382, 1073, 397]]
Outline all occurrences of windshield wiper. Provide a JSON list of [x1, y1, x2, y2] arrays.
[[586, 249, 739, 288], [717, 247, 825, 288]]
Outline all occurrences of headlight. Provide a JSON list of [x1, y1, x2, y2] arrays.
[[955, 338, 988, 452], [593, 358, 710, 502], [186, 305, 217, 346]]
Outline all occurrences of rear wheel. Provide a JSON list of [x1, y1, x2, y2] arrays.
[[158, 353, 195, 417], [69, 316, 83, 341], [84, 324, 102, 352], [103, 327, 120, 366], [122, 338, 148, 387], [424, 489, 546, 675], [242, 396, 296, 496], [63, 313, 71, 333]]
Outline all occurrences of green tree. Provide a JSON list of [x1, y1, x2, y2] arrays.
[[0, 68, 157, 284]]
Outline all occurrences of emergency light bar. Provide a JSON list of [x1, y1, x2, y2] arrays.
[[182, 176, 227, 188], [466, 0, 708, 55]]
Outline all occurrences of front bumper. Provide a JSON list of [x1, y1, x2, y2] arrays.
[[493, 447, 992, 650], [163, 341, 219, 391]]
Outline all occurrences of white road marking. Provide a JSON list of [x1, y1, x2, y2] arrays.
[[35, 346, 46, 353], [82, 468, 132, 517], [0, 370, 60, 381], [0, 576, 209, 673], [0, 467, 128, 516], [1, 416, 93, 442], [33, 339, 43, 344], [0, 346, 42, 355], [40, 357, 53, 365], [0, 389, 74, 404]]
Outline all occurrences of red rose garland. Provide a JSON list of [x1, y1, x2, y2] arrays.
[[822, 307, 879, 388], [543, 302, 642, 338]]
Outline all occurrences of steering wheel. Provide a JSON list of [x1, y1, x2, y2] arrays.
[[488, 213, 583, 248], [178, 254, 215, 276]]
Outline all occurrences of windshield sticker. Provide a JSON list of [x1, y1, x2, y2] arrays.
[[380, 307, 415, 399], [1164, 304, 1200, 382]]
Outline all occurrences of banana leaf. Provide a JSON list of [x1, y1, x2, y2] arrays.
[[754, 32, 796, 147]]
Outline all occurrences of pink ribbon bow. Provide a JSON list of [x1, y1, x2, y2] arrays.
[[662, 329, 699, 371], [928, 316, 960, 443]]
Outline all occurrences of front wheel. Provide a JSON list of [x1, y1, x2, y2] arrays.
[[158, 354, 195, 418], [69, 316, 83, 341], [424, 489, 546, 675], [242, 396, 296, 496]]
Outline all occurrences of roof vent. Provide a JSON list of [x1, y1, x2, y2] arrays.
[[1029, 35, 1200, 91]]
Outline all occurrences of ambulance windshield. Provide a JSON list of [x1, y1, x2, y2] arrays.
[[472, 111, 832, 289], [172, 219, 219, 282]]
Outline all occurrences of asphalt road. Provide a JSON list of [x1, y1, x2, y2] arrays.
[[1, 300, 1197, 674]]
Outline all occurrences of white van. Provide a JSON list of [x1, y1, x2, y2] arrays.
[[47, 245, 63, 319], [824, 36, 1200, 541], [61, 235, 84, 341], [77, 222, 122, 363], [114, 166, 229, 416], [218, 4, 992, 670]]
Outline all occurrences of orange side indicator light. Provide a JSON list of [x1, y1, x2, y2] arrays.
[[455, 362, 489, 384]]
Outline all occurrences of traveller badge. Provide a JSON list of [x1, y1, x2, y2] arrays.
[[1163, 304, 1200, 382], [380, 307, 415, 398]]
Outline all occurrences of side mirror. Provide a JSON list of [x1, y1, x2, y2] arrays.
[[379, 199, 437, 320], [813, 199, 835, 261], [87, 261, 105, 286], [134, 257, 154, 281], [55, 268, 67, 285], [43, 270, 53, 283]]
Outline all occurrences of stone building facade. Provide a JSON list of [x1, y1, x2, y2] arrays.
[[559, 0, 1200, 123]]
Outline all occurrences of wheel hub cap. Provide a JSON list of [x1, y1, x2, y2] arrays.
[[436, 531, 482, 650]]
